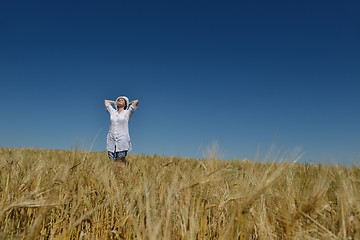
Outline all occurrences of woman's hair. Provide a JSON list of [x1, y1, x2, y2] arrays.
[[115, 96, 129, 110]]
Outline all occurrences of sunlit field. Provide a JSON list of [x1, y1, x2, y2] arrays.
[[0, 148, 359, 239]]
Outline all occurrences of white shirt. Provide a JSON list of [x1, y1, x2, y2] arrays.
[[105, 103, 137, 152]]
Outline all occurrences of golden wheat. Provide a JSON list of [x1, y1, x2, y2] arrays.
[[0, 148, 359, 239]]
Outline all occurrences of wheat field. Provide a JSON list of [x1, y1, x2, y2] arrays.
[[0, 148, 359, 239]]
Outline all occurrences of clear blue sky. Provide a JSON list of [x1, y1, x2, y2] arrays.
[[1, 0, 359, 165]]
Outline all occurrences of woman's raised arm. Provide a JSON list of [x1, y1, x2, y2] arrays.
[[104, 100, 116, 106], [130, 100, 139, 107]]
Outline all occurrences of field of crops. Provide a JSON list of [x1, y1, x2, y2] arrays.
[[0, 148, 359, 239]]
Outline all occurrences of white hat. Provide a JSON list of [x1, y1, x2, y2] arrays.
[[115, 96, 129, 110]]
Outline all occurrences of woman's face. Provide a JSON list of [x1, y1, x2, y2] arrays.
[[117, 98, 125, 108]]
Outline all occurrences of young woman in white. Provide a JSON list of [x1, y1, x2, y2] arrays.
[[104, 96, 139, 166]]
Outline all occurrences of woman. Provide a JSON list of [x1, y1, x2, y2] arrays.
[[104, 96, 139, 166]]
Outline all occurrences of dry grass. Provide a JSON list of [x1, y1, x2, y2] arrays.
[[0, 148, 359, 239]]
